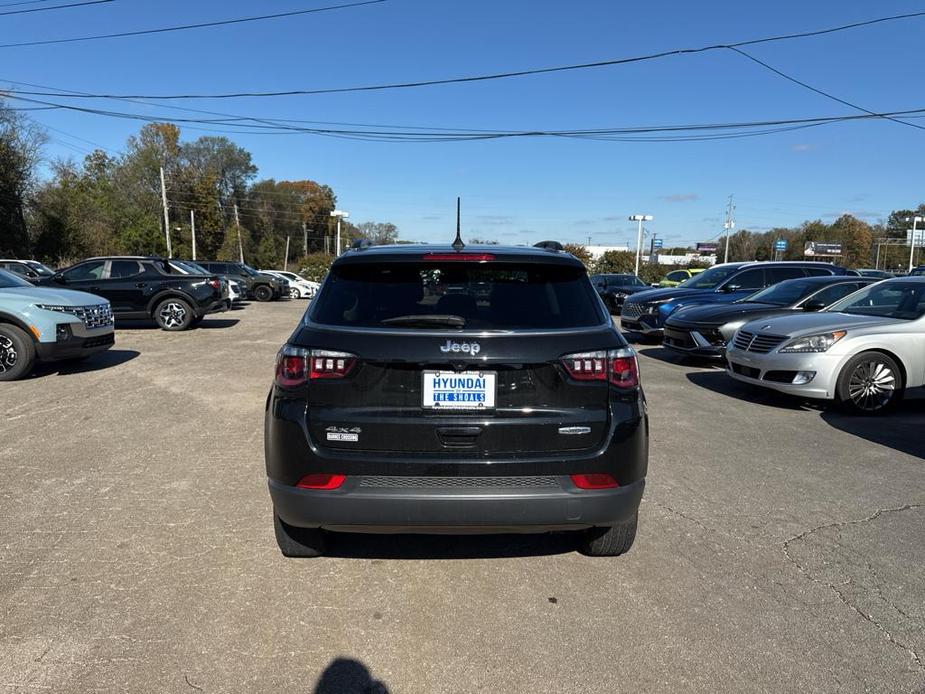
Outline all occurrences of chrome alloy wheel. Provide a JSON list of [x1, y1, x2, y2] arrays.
[[289, 287, 301, 299], [159, 301, 188, 329], [847, 359, 896, 412], [0, 335, 17, 372]]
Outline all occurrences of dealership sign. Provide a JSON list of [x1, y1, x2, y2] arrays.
[[804, 241, 843, 256], [696, 242, 719, 253]]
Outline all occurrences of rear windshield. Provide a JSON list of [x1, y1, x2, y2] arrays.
[[311, 261, 605, 330], [678, 265, 740, 289]]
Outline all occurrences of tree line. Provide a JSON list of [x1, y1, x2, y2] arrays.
[[0, 101, 399, 273]]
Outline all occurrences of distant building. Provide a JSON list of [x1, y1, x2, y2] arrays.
[[585, 245, 631, 260], [647, 253, 717, 267]]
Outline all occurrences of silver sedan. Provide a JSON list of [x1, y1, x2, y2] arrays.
[[725, 277, 925, 414]]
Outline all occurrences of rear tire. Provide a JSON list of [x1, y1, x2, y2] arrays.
[[0, 324, 35, 381], [154, 298, 194, 331], [273, 513, 326, 558], [578, 513, 637, 557], [254, 285, 273, 302], [835, 351, 903, 415]]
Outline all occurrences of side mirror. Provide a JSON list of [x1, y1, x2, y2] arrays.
[[722, 284, 740, 293], [803, 299, 826, 312], [52, 273, 67, 284], [26, 270, 39, 279]]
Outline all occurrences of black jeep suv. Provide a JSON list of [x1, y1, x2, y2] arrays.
[[196, 261, 285, 302], [264, 243, 648, 557], [38, 256, 226, 330]]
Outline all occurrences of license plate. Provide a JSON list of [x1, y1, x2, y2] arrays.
[[422, 370, 496, 410]]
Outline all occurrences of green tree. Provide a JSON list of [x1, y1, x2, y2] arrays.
[[0, 101, 46, 256], [296, 252, 334, 282], [357, 221, 399, 245], [593, 250, 635, 274], [563, 243, 592, 267]]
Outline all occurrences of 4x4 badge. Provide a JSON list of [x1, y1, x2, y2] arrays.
[[440, 340, 481, 355]]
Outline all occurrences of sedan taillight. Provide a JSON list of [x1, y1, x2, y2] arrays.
[[560, 348, 639, 389], [275, 346, 357, 387]]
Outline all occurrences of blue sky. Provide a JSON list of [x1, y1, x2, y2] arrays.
[[5, 0, 925, 247]]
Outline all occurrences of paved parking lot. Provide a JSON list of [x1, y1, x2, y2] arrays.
[[1, 301, 923, 693]]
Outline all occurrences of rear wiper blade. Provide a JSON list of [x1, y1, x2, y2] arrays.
[[380, 314, 466, 327]]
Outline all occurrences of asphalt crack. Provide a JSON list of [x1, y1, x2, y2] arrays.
[[783, 503, 924, 673]]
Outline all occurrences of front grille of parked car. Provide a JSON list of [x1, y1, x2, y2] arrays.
[[42, 304, 114, 329], [664, 327, 695, 349], [733, 330, 787, 354], [622, 302, 643, 319], [358, 475, 560, 489]]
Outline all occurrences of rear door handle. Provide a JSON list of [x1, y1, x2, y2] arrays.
[[136, 282, 147, 288]]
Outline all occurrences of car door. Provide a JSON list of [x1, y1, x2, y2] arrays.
[[105, 260, 149, 313], [58, 260, 107, 295]]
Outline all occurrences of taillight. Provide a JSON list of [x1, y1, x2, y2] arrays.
[[207, 278, 221, 290], [423, 253, 495, 262], [571, 473, 619, 489], [560, 348, 639, 389], [295, 473, 346, 490], [275, 346, 357, 387]]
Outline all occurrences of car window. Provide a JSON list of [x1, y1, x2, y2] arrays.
[[63, 260, 105, 281], [109, 260, 144, 278], [667, 271, 687, 281], [726, 268, 765, 290], [313, 261, 605, 330], [829, 282, 925, 320], [678, 265, 740, 289], [803, 267, 833, 277], [809, 283, 862, 307], [4, 262, 31, 277], [766, 267, 806, 284], [744, 279, 817, 306], [0, 269, 32, 288]]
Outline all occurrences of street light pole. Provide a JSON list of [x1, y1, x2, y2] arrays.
[[908, 216, 923, 272], [629, 214, 653, 276], [330, 210, 349, 256]]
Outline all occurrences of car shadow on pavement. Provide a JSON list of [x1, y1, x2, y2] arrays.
[[684, 370, 821, 411], [34, 349, 140, 377], [197, 318, 240, 329], [821, 402, 925, 460], [313, 657, 390, 694], [324, 532, 578, 560], [636, 346, 722, 368]]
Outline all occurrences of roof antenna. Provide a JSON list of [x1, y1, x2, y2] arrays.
[[452, 196, 465, 251]]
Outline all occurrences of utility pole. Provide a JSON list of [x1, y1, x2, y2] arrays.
[[233, 203, 244, 263], [723, 194, 735, 264], [330, 210, 349, 257], [159, 166, 172, 256], [302, 221, 308, 255], [284, 234, 291, 271], [909, 216, 923, 272], [190, 209, 197, 261]]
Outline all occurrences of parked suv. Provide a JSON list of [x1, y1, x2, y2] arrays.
[[197, 261, 285, 302], [37, 256, 226, 331], [265, 243, 648, 557], [621, 261, 854, 336], [0, 269, 114, 381]]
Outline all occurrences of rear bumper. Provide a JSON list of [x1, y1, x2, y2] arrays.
[[270, 476, 645, 533]]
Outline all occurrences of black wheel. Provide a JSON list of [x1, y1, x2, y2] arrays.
[[273, 513, 326, 558], [153, 297, 194, 331], [578, 512, 637, 556], [0, 324, 35, 381], [835, 351, 903, 415], [253, 284, 273, 302]]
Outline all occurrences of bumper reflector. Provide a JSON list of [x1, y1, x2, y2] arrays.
[[295, 474, 346, 490], [570, 473, 619, 489]]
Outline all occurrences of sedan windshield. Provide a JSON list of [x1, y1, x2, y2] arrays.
[[827, 281, 925, 320], [678, 265, 739, 289], [25, 261, 55, 277], [741, 280, 819, 307], [0, 269, 33, 289]]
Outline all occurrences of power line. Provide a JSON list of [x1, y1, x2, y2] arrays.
[[729, 46, 925, 132], [0, 0, 61, 8], [0, 0, 386, 49], [0, 0, 112, 17], [11, 9, 922, 96], [8, 90, 925, 143]]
